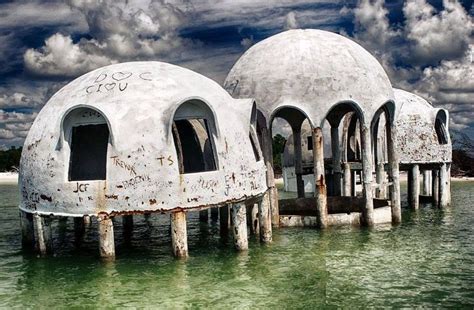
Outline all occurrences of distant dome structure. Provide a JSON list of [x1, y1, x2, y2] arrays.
[[393, 88, 451, 164], [225, 29, 400, 228], [392, 88, 452, 209], [19, 61, 272, 259]]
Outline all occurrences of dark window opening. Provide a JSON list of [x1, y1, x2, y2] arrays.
[[250, 132, 261, 161], [435, 118, 448, 145], [69, 124, 109, 181], [172, 119, 217, 174], [307, 136, 313, 150]]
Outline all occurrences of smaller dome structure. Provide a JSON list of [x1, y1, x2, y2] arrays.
[[394, 88, 452, 164]]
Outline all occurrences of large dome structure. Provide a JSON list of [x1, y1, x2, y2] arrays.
[[19, 61, 271, 258], [224, 29, 394, 127]]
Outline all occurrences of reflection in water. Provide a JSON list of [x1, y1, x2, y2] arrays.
[[0, 182, 473, 307]]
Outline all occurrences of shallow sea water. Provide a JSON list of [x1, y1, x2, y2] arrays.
[[0, 182, 473, 308]]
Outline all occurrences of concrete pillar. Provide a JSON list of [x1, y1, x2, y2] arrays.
[[447, 164, 452, 205], [439, 163, 450, 208], [312, 127, 328, 228], [258, 192, 272, 243], [250, 203, 259, 235], [386, 123, 401, 223], [360, 125, 374, 226], [293, 126, 305, 198], [83, 215, 91, 226], [210, 208, 219, 222], [261, 126, 279, 226], [199, 209, 208, 223], [219, 205, 230, 236], [20, 210, 34, 247], [98, 215, 115, 259], [34, 214, 53, 256], [74, 216, 85, 243], [432, 169, 440, 206], [351, 170, 357, 196], [170, 211, 188, 258], [331, 126, 342, 196], [343, 163, 351, 196], [123, 215, 133, 231], [231, 204, 248, 251], [409, 164, 420, 209], [375, 163, 386, 199], [422, 170, 431, 196]]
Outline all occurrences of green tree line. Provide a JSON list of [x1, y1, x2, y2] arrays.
[[0, 146, 22, 172]]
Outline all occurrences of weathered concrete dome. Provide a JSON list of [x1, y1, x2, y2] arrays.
[[394, 88, 452, 164], [20, 61, 267, 217], [224, 29, 394, 127]]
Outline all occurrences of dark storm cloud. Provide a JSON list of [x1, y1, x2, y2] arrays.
[[0, 0, 472, 149]]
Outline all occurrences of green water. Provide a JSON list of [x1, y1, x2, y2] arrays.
[[1, 183, 473, 308]]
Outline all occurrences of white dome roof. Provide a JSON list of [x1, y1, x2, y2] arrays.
[[393, 88, 451, 164], [19, 62, 267, 216], [224, 29, 394, 127]]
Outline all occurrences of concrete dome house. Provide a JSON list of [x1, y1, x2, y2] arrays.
[[19, 61, 271, 258], [392, 88, 452, 209], [225, 29, 402, 227]]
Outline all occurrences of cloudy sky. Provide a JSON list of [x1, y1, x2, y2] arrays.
[[0, 0, 472, 149]]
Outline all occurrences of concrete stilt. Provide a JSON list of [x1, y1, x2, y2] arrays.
[[83, 215, 91, 226], [98, 215, 115, 259], [293, 126, 305, 198], [34, 214, 52, 256], [219, 205, 230, 236], [312, 127, 328, 228], [447, 164, 452, 205], [386, 123, 401, 223], [74, 216, 85, 244], [376, 163, 386, 199], [432, 169, 440, 206], [170, 211, 188, 258], [409, 164, 420, 209], [351, 171, 357, 196], [258, 192, 272, 243], [250, 203, 259, 235], [231, 204, 248, 251], [20, 211, 34, 247], [439, 163, 450, 208], [422, 170, 431, 196], [360, 125, 375, 226], [123, 215, 133, 231], [331, 126, 342, 196], [199, 209, 209, 223], [343, 163, 351, 196], [210, 208, 219, 222], [261, 126, 279, 226]]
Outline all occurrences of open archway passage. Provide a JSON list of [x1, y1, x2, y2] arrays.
[[172, 119, 216, 173]]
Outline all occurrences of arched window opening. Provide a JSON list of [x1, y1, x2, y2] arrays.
[[172, 100, 218, 174], [249, 128, 262, 162], [63, 108, 110, 181], [435, 118, 448, 145]]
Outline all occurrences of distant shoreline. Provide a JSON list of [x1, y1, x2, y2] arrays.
[[0, 172, 18, 184], [2, 172, 473, 185]]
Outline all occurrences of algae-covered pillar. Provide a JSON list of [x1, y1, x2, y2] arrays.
[[19, 61, 268, 259]]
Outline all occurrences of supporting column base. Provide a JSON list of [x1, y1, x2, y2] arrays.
[[231, 204, 248, 251], [171, 211, 188, 258], [98, 215, 115, 260], [259, 192, 272, 243]]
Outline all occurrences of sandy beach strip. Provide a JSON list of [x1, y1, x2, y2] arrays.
[[0, 172, 19, 184]]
